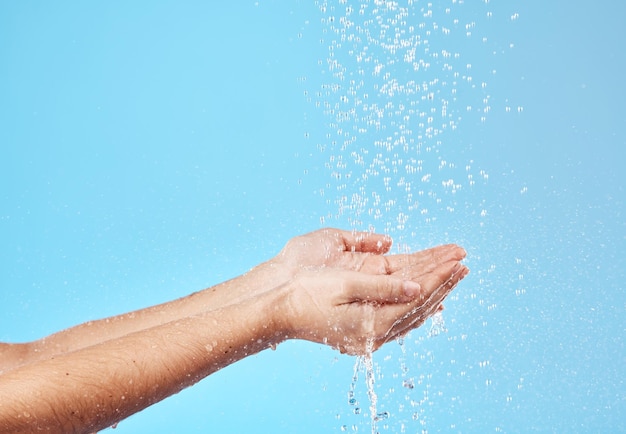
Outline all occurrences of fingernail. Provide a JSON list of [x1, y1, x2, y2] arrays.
[[402, 281, 421, 297]]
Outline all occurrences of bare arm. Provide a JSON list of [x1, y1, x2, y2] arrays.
[[0, 228, 468, 433], [0, 229, 395, 371], [0, 264, 282, 373], [0, 290, 286, 433], [2, 228, 465, 371]]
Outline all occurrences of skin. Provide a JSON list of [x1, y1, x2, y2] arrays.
[[0, 228, 468, 434]]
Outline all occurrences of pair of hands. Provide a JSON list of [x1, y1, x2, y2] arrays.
[[265, 228, 469, 355], [0, 227, 467, 434]]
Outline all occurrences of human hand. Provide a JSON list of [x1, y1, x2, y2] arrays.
[[272, 228, 394, 275], [274, 229, 468, 355], [273, 227, 465, 280]]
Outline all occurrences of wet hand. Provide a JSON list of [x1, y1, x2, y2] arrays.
[[273, 228, 393, 275], [275, 236, 469, 355]]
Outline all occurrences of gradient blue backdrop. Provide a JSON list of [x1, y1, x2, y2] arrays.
[[1, 1, 624, 432]]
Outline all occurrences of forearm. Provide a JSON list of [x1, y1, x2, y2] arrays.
[[0, 289, 287, 434], [8, 260, 285, 371]]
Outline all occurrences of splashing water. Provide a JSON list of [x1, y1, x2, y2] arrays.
[[305, 0, 521, 432], [348, 340, 384, 434], [427, 311, 448, 338], [364, 340, 378, 434]]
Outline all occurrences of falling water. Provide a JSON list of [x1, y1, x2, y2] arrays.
[[304, 0, 522, 432]]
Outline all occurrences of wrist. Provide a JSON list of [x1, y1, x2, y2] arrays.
[[257, 280, 294, 344], [262, 273, 313, 344]]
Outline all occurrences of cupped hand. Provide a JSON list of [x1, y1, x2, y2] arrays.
[[275, 231, 469, 355], [273, 227, 465, 276], [274, 228, 393, 273]]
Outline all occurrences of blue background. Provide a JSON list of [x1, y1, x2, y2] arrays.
[[1, 1, 624, 432]]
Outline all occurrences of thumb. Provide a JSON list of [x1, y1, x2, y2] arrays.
[[342, 272, 421, 304]]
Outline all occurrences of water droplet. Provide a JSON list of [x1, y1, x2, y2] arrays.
[[374, 411, 390, 421]]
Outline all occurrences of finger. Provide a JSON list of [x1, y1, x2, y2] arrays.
[[374, 261, 467, 336], [373, 250, 463, 284], [341, 272, 421, 305], [333, 228, 393, 254], [420, 261, 468, 299], [384, 264, 469, 338], [384, 244, 466, 274], [356, 243, 465, 276], [389, 255, 465, 282]]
